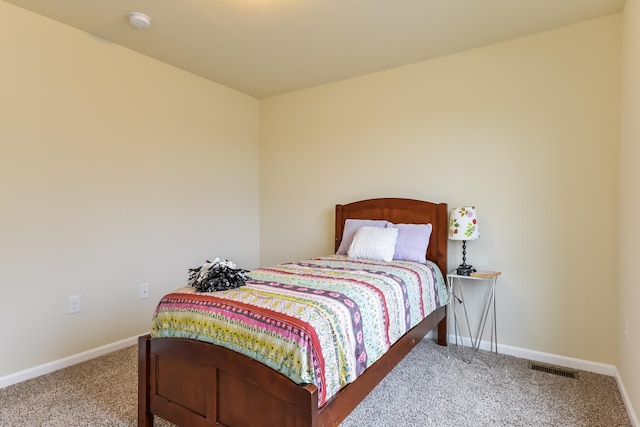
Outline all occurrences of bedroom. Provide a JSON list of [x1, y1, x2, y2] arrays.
[[0, 0, 638, 425]]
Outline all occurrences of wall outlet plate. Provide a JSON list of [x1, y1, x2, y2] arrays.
[[68, 295, 81, 314], [139, 283, 149, 299]]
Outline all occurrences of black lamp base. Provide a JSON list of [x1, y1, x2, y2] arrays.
[[456, 263, 476, 276], [456, 239, 476, 276]]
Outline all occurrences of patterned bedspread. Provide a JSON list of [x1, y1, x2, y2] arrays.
[[151, 255, 448, 406]]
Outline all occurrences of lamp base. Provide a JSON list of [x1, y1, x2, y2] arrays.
[[456, 264, 476, 276]]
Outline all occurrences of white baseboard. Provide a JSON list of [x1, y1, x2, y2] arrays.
[[0, 334, 143, 389], [615, 367, 640, 427], [439, 332, 617, 375], [493, 340, 617, 376]]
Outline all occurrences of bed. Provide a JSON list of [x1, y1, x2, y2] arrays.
[[138, 197, 449, 427]]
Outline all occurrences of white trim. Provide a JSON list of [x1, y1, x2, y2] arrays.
[[0, 334, 142, 389], [614, 366, 640, 427], [491, 340, 617, 376], [443, 333, 617, 375]]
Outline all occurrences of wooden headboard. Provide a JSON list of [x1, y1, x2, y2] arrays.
[[335, 198, 448, 277]]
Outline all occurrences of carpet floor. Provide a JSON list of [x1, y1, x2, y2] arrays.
[[0, 339, 631, 426]]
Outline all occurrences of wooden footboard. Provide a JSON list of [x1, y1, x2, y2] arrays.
[[138, 334, 318, 427], [139, 307, 446, 427]]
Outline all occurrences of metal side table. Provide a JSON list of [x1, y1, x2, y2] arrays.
[[447, 271, 501, 361]]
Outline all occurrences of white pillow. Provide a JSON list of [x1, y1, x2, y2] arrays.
[[347, 226, 399, 262], [336, 219, 389, 255]]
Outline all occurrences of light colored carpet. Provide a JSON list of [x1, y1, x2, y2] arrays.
[[0, 339, 631, 426]]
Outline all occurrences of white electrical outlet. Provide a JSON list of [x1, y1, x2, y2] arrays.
[[139, 283, 149, 299], [68, 295, 81, 314]]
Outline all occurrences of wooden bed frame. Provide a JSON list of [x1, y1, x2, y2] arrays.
[[138, 198, 448, 427]]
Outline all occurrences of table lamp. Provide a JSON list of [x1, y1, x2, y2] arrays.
[[449, 206, 479, 276]]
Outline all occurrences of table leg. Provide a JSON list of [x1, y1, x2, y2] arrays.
[[455, 279, 475, 349], [475, 277, 495, 351], [492, 278, 498, 353]]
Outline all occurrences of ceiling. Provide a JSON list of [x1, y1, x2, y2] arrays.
[[4, 0, 626, 98]]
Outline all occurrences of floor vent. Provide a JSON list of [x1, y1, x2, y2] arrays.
[[529, 363, 578, 379]]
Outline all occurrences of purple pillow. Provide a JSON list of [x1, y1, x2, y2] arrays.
[[387, 223, 432, 263], [336, 219, 389, 255]]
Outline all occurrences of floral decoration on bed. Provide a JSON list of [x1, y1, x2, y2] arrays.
[[151, 255, 448, 406]]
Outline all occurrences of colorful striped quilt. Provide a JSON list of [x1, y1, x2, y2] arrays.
[[151, 255, 448, 406]]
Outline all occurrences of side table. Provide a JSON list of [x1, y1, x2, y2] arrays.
[[447, 271, 501, 358]]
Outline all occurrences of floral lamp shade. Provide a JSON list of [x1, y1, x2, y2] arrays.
[[449, 206, 479, 275], [449, 206, 479, 241]]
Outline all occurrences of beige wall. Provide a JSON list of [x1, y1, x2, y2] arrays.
[[0, 2, 261, 377], [1, 1, 632, 419], [261, 15, 621, 365], [620, 0, 640, 422]]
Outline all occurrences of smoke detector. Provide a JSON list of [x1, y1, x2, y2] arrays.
[[128, 12, 151, 29]]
